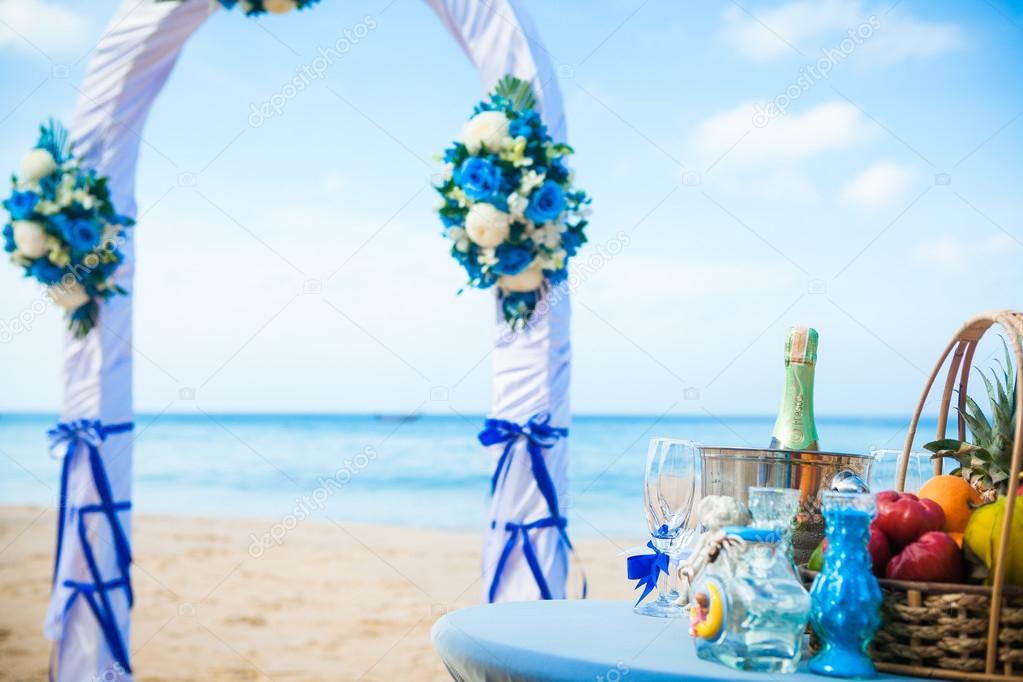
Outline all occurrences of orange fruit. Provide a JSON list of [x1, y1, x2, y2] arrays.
[[919, 475, 982, 533]]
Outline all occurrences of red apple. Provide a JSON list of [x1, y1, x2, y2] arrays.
[[867, 524, 892, 578], [885, 531, 964, 583], [810, 523, 891, 578], [875, 491, 945, 551]]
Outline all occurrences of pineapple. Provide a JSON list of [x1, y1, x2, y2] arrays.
[[925, 337, 1020, 503]]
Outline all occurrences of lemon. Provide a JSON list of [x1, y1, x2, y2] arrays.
[[963, 497, 1023, 585]]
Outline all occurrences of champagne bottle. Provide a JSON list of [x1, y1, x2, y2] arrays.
[[769, 326, 819, 451]]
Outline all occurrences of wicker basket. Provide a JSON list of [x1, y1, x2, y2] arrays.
[[874, 310, 1023, 680]]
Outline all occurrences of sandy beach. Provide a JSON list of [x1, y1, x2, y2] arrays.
[[0, 506, 636, 681]]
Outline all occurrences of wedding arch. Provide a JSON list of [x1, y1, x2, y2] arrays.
[[47, 1, 575, 679]]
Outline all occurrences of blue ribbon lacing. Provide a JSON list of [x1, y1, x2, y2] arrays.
[[627, 541, 670, 606], [48, 419, 134, 677], [478, 413, 586, 603]]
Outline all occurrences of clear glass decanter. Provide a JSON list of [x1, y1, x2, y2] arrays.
[[690, 525, 811, 673]]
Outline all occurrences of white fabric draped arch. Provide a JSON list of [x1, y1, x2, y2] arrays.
[[54, 1, 574, 678]]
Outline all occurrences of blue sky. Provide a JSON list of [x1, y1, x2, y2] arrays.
[[1, 0, 1021, 417]]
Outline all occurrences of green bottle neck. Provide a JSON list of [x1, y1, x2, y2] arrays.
[[771, 361, 818, 450]]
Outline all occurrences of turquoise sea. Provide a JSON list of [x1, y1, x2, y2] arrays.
[[0, 413, 944, 538]]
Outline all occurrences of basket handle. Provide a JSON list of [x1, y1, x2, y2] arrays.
[[896, 309, 1023, 675]]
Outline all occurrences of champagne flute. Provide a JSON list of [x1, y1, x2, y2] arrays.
[[635, 437, 697, 618]]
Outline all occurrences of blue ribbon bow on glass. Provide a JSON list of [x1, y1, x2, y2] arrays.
[[627, 541, 670, 606], [47, 419, 134, 676]]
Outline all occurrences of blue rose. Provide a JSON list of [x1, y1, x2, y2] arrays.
[[545, 266, 568, 285], [4, 191, 40, 220], [524, 180, 566, 224], [62, 217, 101, 252], [2, 224, 15, 253], [456, 157, 502, 202], [492, 244, 533, 275], [560, 230, 584, 257], [28, 258, 64, 284], [509, 110, 543, 140]]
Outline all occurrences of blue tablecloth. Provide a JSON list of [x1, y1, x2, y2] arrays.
[[432, 600, 916, 682]]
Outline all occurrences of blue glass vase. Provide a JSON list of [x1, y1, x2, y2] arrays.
[[809, 492, 883, 678]]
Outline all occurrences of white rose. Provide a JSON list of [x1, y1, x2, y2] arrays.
[[48, 280, 90, 311], [461, 111, 510, 154], [499, 265, 544, 293], [21, 148, 57, 183], [465, 203, 510, 248], [12, 220, 50, 258], [263, 0, 296, 13]]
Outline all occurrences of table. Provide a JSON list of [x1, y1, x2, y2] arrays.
[[432, 600, 917, 682]]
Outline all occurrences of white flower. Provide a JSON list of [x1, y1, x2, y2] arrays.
[[461, 111, 510, 154], [21, 148, 57, 183], [71, 189, 95, 210], [477, 247, 498, 266], [55, 174, 75, 208], [519, 169, 546, 195], [48, 279, 90, 311], [499, 264, 544, 293], [12, 220, 50, 258], [530, 223, 561, 249], [447, 226, 470, 253], [263, 0, 296, 13], [35, 199, 60, 216], [507, 192, 528, 219], [465, 203, 510, 248]]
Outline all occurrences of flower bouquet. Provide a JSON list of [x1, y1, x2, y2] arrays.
[[3, 120, 132, 338], [214, 0, 319, 15], [435, 75, 590, 328], [155, 0, 319, 16]]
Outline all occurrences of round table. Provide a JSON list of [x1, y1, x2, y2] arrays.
[[432, 600, 916, 682]]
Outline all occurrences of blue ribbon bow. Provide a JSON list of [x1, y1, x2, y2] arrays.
[[478, 413, 568, 515], [47, 419, 134, 676], [479, 413, 586, 602], [627, 541, 670, 606]]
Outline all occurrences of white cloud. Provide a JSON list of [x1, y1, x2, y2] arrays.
[[839, 162, 916, 209], [690, 100, 876, 170], [860, 14, 964, 65], [721, 0, 963, 64], [912, 234, 1019, 268], [722, 0, 860, 59], [0, 0, 90, 57]]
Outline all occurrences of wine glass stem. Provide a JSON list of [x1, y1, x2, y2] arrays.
[[653, 537, 674, 601]]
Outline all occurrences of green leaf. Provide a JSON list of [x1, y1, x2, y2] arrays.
[[493, 75, 537, 111], [962, 395, 992, 445], [924, 438, 964, 453]]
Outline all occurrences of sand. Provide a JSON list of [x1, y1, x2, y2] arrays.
[[0, 506, 637, 681]]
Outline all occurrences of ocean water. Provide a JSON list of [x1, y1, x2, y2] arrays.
[[0, 413, 944, 539]]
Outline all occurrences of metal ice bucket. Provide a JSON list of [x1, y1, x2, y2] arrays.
[[696, 445, 873, 564]]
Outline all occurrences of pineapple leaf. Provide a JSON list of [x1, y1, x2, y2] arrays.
[[962, 395, 993, 445], [924, 438, 963, 453]]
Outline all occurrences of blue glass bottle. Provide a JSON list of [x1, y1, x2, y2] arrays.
[[810, 492, 882, 678]]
